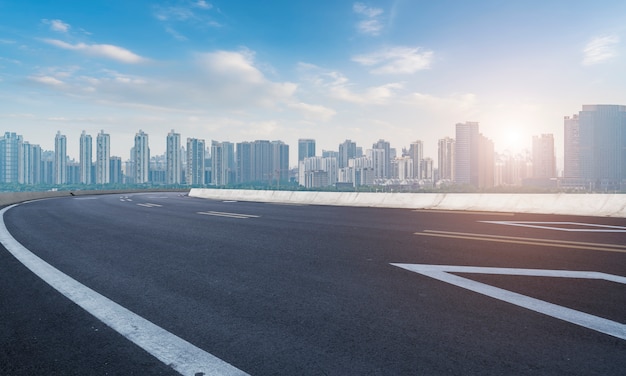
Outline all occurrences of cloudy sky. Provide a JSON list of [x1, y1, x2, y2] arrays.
[[1, 0, 625, 168]]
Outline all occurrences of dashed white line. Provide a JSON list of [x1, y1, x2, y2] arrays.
[[480, 221, 626, 232], [392, 263, 626, 341], [0, 204, 249, 376], [137, 203, 163, 208]]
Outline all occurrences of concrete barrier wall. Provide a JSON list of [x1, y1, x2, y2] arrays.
[[189, 189, 626, 218]]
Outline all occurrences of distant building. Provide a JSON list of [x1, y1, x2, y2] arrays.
[[563, 114, 580, 179], [532, 134, 556, 178], [166, 130, 182, 185], [132, 130, 150, 184], [299, 156, 337, 188], [79, 131, 92, 184], [186, 138, 206, 185], [372, 139, 391, 178], [54, 131, 67, 185], [110, 156, 122, 184], [298, 139, 316, 162], [211, 141, 235, 186], [578, 105, 626, 189], [454, 122, 494, 188], [0, 132, 21, 183], [338, 140, 357, 169], [408, 140, 423, 179], [96, 130, 110, 184], [438, 137, 455, 181]]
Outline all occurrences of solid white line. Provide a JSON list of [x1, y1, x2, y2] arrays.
[[197, 211, 259, 219], [480, 221, 626, 232], [0, 204, 249, 376], [391, 263, 626, 340]]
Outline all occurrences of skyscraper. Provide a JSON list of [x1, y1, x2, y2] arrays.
[[455, 122, 494, 188], [55, 131, 67, 185], [271, 140, 289, 182], [0, 132, 21, 183], [576, 105, 626, 189], [563, 114, 580, 179], [79, 130, 92, 184], [211, 141, 235, 186], [372, 139, 391, 178], [338, 140, 357, 169], [532, 134, 556, 179], [96, 130, 110, 184], [408, 140, 423, 179], [298, 139, 316, 162], [133, 130, 150, 184], [166, 130, 182, 185], [186, 138, 205, 185], [438, 137, 455, 181], [236, 142, 253, 183]]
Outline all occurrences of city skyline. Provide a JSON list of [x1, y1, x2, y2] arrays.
[[1, 1, 625, 167]]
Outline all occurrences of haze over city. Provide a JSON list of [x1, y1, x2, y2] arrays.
[[1, 0, 625, 167]]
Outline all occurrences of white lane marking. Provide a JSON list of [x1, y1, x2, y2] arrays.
[[137, 203, 162, 208], [391, 263, 626, 341], [74, 197, 99, 200], [0, 205, 249, 376], [481, 221, 626, 233], [197, 211, 259, 219], [222, 200, 238, 203]]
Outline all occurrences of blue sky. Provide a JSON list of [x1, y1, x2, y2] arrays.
[[1, 0, 625, 168]]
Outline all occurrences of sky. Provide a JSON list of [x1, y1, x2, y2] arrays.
[[1, 0, 625, 169]]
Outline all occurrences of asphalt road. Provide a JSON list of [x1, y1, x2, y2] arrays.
[[1, 192, 625, 375]]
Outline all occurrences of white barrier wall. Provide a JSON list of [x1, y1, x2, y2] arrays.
[[189, 189, 626, 218]]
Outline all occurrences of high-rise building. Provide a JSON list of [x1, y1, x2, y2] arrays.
[[186, 138, 206, 185], [454, 122, 494, 188], [133, 130, 150, 184], [368, 148, 386, 180], [18, 142, 41, 185], [110, 156, 122, 184], [79, 131, 92, 184], [372, 139, 391, 178], [211, 141, 235, 186], [438, 137, 455, 181], [299, 156, 337, 188], [298, 139, 316, 162], [0, 132, 21, 183], [577, 105, 626, 189], [166, 130, 182, 185], [563, 114, 580, 179], [408, 140, 423, 179], [532, 134, 556, 179], [338, 140, 357, 169], [54, 131, 67, 185], [96, 130, 110, 184], [236, 142, 253, 183], [271, 140, 289, 182]]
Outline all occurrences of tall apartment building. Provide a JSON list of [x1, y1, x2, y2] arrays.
[[18, 142, 41, 185], [454, 122, 494, 188], [298, 139, 316, 162], [79, 131, 92, 184], [372, 139, 391, 178], [166, 130, 182, 185], [54, 131, 67, 185], [408, 140, 423, 179], [271, 140, 289, 182], [110, 156, 122, 184], [532, 134, 556, 179], [563, 114, 580, 179], [186, 138, 206, 185], [299, 156, 337, 188], [338, 140, 357, 169], [438, 137, 455, 181], [133, 130, 150, 184], [0, 132, 21, 183], [211, 141, 235, 186], [96, 130, 110, 184], [576, 105, 626, 189]]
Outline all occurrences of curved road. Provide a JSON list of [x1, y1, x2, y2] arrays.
[[1, 192, 625, 375]]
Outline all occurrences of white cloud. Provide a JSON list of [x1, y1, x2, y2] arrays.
[[29, 75, 64, 86], [288, 102, 336, 121], [353, 2, 384, 36], [353, 46, 434, 74], [194, 1, 212, 9], [43, 39, 147, 64], [42, 19, 70, 33], [582, 35, 620, 66], [195, 50, 297, 107]]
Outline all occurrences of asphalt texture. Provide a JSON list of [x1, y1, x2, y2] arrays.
[[1, 192, 625, 375]]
